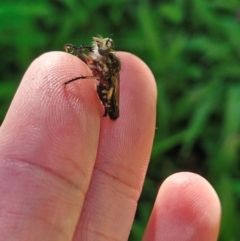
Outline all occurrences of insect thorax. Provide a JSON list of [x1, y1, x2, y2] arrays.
[[91, 52, 120, 82]]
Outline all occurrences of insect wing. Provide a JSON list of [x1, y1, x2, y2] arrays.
[[108, 75, 119, 120]]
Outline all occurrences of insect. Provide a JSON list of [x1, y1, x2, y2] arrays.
[[64, 35, 121, 120]]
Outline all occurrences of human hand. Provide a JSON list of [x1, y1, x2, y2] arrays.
[[0, 52, 220, 240]]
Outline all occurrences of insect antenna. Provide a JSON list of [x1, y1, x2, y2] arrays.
[[106, 33, 113, 46]]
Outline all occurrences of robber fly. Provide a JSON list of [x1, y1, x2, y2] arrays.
[[64, 35, 121, 120]]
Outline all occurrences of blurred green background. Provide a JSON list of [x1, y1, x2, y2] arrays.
[[1, 0, 240, 240]]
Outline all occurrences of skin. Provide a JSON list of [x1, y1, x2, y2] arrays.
[[0, 52, 221, 240]]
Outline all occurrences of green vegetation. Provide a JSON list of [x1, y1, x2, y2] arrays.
[[1, 0, 240, 240]]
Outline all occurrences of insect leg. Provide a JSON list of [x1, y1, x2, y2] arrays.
[[64, 44, 93, 63], [64, 44, 93, 53], [64, 75, 97, 85], [96, 83, 109, 116]]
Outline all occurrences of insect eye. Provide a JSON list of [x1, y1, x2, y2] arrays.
[[98, 46, 111, 56]]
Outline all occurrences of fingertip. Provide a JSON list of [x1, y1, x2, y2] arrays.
[[0, 50, 102, 194], [94, 51, 157, 188], [118, 52, 157, 110], [143, 172, 221, 241]]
